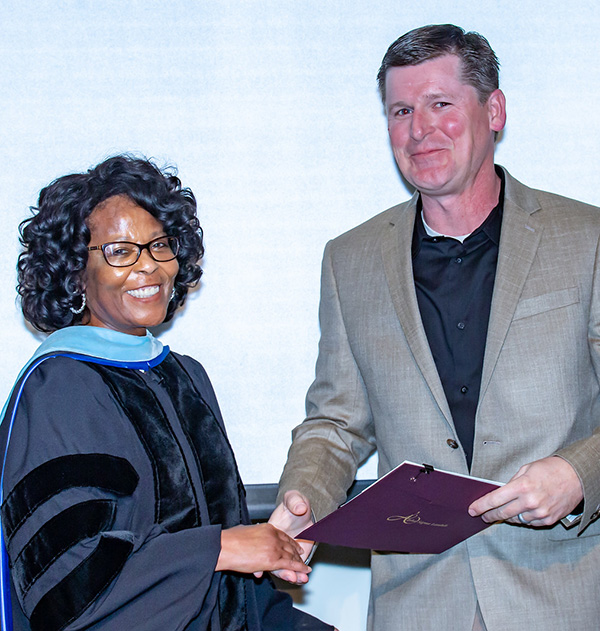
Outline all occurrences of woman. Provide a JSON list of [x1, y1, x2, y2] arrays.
[[0, 156, 331, 630]]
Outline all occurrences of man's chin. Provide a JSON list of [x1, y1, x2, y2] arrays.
[[403, 173, 453, 196]]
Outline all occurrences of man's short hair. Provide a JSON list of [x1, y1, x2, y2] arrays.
[[377, 24, 500, 105]]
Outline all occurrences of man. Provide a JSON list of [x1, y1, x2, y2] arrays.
[[269, 24, 600, 631]]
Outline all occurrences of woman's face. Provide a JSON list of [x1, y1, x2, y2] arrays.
[[84, 195, 179, 337]]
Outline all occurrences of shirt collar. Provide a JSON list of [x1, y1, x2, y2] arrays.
[[412, 166, 505, 258]]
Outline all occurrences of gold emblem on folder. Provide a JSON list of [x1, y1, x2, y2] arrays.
[[387, 511, 448, 527]]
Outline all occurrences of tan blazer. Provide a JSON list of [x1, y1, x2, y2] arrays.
[[278, 168, 600, 631]]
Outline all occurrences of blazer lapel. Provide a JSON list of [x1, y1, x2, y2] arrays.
[[380, 170, 544, 429], [381, 195, 454, 427], [479, 170, 544, 401]]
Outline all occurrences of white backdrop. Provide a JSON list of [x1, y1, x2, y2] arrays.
[[2, 1, 600, 628]]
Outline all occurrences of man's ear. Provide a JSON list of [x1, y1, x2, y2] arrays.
[[487, 88, 507, 133]]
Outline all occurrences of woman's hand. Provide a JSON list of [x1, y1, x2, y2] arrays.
[[215, 523, 311, 579]]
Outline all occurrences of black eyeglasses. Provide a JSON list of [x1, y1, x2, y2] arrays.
[[87, 236, 180, 268]]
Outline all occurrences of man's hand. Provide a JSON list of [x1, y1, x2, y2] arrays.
[[267, 490, 315, 584], [468, 456, 583, 526], [216, 523, 310, 578]]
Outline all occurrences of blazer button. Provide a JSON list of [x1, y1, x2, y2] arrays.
[[446, 439, 459, 449]]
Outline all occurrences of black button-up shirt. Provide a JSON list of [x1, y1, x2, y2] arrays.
[[412, 171, 505, 468]]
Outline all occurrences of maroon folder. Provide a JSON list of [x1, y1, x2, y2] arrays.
[[297, 461, 501, 553]]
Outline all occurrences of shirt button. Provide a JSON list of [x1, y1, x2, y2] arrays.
[[455, 257, 463, 264], [460, 385, 468, 394], [446, 439, 459, 449], [457, 322, 465, 330]]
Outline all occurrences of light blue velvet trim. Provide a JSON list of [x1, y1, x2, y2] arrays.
[[31, 325, 164, 363]]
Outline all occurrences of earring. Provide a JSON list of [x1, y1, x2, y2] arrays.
[[170, 287, 176, 302], [70, 293, 86, 314]]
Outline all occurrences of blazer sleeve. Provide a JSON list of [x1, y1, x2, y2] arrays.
[[554, 232, 600, 534], [1, 357, 222, 631], [277, 241, 377, 519]]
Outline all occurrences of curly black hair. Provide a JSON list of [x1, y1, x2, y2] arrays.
[[18, 155, 204, 332]]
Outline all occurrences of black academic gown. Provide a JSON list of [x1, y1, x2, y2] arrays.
[[0, 351, 330, 631]]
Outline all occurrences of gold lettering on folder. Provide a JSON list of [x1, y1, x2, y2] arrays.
[[387, 511, 448, 527]]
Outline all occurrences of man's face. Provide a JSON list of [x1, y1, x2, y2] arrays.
[[385, 54, 505, 199]]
